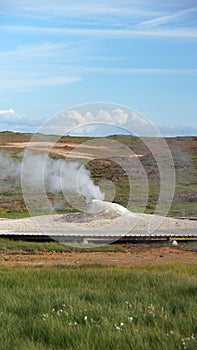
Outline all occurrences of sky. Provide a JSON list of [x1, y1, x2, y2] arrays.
[[0, 0, 197, 136]]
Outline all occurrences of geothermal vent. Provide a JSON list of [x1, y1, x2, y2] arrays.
[[64, 199, 140, 224], [87, 199, 138, 218]]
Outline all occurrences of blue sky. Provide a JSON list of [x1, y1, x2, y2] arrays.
[[0, 0, 197, 136]]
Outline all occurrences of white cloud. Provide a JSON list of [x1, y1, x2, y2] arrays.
[[0, 2, 196, 98], [111, 108, 128, 124], [0, 76, 80, 91], [73, 66, 197, 75], [123, 111, 159, 136], [138, 6, 197, 28], [0, 41, 87, 64], [96, 110, 113, 123], [1, 0, 161, 18], [0, 109, 44, 132], [2, 1, 197, 45], [3, 25, 197, 39], [66, 110, 86, 127], [0, 108, 22, 121], [158, 124, 197, 136], [40, 107, 161, 137], [0, 40, 84, 92], [96, 109, 128, 125], [2, 1, 196, 23], [1, 108, 196, 136], [2, 1, 197, 40], [40, 108, 127, 135]]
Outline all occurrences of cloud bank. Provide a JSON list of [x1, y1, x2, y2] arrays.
[[0, 109, 44, 133], [1, 108, 196, 137], [1, 107, 196, 137]]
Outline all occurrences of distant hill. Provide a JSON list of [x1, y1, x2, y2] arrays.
[[0, 132, 196, 218]]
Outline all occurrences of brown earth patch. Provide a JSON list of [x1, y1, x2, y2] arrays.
[[0, 244, 196, 267]]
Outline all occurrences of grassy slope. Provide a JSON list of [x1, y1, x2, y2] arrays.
[[0, 238, 125, 253], [0, 132, 196, 218], [0, 264, 196, 350]]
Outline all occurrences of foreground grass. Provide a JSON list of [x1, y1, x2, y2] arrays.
[[0, 264, 196, 350]]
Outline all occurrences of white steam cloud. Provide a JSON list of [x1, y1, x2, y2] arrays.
[[0, 151, 21, 182], [0, 151, 104, 203]]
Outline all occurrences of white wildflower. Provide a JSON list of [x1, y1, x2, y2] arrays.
[[57, 309, 63, 316], [42, 313, 49, 321], [181, 339, 186, 349], [148, 304, 155, 310]]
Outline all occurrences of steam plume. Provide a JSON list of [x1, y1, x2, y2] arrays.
[[0, 151, 104, 202]]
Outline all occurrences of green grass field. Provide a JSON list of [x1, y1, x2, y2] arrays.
[[0, 264, 196, 350], [0, 238, 125, 253]]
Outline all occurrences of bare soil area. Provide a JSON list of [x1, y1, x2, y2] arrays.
[[0, 243, 196, 267]]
